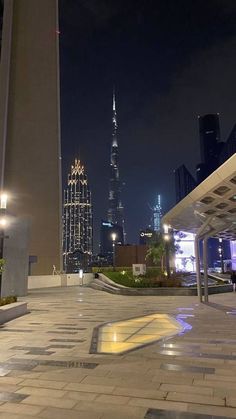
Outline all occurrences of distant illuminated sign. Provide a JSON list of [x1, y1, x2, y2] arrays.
[[102, 222, 113, 227], [140, 231, 153, 238]]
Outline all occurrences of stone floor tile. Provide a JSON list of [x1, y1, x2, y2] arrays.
[[0, 377, 24, 385], [194, 378, 236, 390], [95, 394, 130, 405], [152, 374, 193, 385], [112, 387, 166, 400], [19, 378, 67, 389], [128, 398, 188, 411], [38, 406, 102, 419], [0, 414, 37, 419], [166, 391, 225, 406], [226, 397, 236, 408], [64, 382, 115, 394], [74, 399, 146, 417], [160, 383, 213, 396], [187, 402, 236, 418], [65, 391, 98, 401], [0, 384, 21, 394], [22, 395, 77, 409], [205, 373, 236, 382], [16, 386, 66, 398], [0, 402, 44, 416]]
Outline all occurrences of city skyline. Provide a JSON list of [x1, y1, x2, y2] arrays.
[[60, 0, 236, 249]]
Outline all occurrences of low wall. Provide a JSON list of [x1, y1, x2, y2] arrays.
[[0, 302, 28, 324], [91, 274, 233, 296], [28, 273, 94, 290], [117, 284, 233, 296]]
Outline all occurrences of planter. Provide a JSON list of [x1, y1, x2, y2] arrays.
[[0, 302, 28, 324]]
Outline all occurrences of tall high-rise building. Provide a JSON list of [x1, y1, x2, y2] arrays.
[[100, 220, 123, 264], [63, 159, 93, 273], [219, 123, 236, 165], [150, 194, 162, 232], [174, 165, 196, 203], [0, 0, 62, 275], [107, 89, 125, 240], [197, 114, 221, 182]]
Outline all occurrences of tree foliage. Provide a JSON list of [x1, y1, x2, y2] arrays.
[[146, 231, 178, 274]]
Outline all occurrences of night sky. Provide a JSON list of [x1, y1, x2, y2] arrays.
[[59, 0, 236, 250]]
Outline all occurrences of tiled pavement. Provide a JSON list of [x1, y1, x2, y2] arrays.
[[1, 287, 236, 418]]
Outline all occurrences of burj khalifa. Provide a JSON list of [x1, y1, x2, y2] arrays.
[[107, 89, 125, 240]]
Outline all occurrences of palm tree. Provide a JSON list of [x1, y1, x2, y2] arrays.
[[146, 231, 179, 277], [146, 232, 165, 272]]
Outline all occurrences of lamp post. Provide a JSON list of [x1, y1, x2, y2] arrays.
[[111, 232, 117, 271], [218, 238, 224, 274], [163, 224, 171, 279], [0, 193, 8, 298]]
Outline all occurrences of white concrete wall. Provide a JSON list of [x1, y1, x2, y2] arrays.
[[28, 273, 93, 289]]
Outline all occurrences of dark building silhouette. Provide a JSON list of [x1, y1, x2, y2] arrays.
[[198, 114, 221, 180], [219, 123, 236, 165], [100, 221, 123, 264], [174, 164, 196, 203], [174, 113, 234, 268]]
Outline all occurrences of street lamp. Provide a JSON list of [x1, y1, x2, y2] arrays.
[[111, 232, 117, 270], [163, 224, 171, 279], [0, 193, 8, 298], [218, 238, 224, 274]]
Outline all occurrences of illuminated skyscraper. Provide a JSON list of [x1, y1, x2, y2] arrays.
[[107, 89, 125, 240], [63, 159, 93, 273], [150, 194, 162, 232]]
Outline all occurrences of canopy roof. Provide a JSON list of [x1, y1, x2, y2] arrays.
[[162, 154, 236, 241]]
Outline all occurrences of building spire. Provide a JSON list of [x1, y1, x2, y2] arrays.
[[107, 88, 125, 240], [112, 86, 118, 147]]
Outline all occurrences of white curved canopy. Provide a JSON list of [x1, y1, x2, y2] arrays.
[[163, 154, 236, 241]]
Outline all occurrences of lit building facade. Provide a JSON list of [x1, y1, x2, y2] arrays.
[[63, 159, 93, 273], [107, 89, 125, 239], [174, 231, 195, 272], [230, 241, 236, 271], [150, 194, 162, 231]]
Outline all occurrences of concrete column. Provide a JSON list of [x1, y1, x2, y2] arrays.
[[1, 0, 62, 274], [203, 237, 209, 302], [194, 236, 202, 302]]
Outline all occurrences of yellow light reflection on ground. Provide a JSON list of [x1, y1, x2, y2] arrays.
[[96, 314, 183, 354]]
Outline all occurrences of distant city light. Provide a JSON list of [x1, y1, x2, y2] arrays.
[[0, 193, 8, 209], [0, 218, 7, 226]]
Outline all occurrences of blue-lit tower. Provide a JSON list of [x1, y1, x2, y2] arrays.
[[151, 194, 162, 232], [107, 89, 125, 241]]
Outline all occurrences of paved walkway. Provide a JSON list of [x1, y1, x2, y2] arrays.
[[1, 287, 236, 418]]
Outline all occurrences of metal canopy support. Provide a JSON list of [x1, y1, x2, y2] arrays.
[[203, 237, 209, 302], [194, 217, 213, 303], [194, 236, 202, 302], [198, 220, 232, 303]]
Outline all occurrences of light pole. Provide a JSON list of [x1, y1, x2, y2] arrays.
[[218, 238, 224, 274], [163, 224, 171, 279], [111, 232, 117, 271], [0, 193, 8, 298]]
